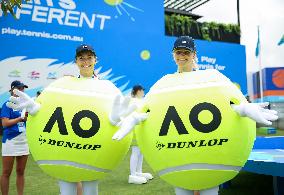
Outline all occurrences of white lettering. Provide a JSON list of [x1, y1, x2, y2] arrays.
[[32, 6, 48, 23], [79, 13, 95, 28], [48, 8, 64, 25], [64, 10, 80, 27], [59, 0, 76, 10], [2, 28, 8, 34], [13, 3, 110, 31], [16, 4, 32, 19], [46, 0, 54, 7], [96, 14, 111, 30], [201, 56, 216, 64], [27, 0, 34, 4], [197, 64, 214, 70], [33, 0, 41, 5], [31, 0, 53, 6], [16, 30, 21, 36], [215, 64, 225, 71]]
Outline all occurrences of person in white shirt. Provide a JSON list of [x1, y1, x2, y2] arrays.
[[128, 85, 154, 184], [1, 80, 29, 195]]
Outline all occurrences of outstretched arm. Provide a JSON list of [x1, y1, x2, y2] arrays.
[[231, 102, 278, 125], [112, 112, 148, 140], [109, 94, 137, 125], [6, 89, 41, 115], [109, 94, 148, 140]]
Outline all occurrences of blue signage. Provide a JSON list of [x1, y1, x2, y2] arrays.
[[0, 0, 247, 106]]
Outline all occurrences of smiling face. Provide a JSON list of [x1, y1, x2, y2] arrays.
[[75, 51, 97, 77], [173, 49, 196, 73]]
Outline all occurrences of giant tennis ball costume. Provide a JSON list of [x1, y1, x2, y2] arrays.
[[136, 69, 256, 190], [27, 76, 132, 182]]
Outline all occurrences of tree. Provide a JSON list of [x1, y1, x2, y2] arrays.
[[1, 0, 28, 17]]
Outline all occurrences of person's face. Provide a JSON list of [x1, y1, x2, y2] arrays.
[[136, 89, 145, 99], [173, 49, 195, 68], [76, 51, 97, 74], [11, 87, 25, 97]]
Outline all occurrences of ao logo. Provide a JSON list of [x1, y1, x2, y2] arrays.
[[44, 107, 101, 138], [159, 102, 222, 136]]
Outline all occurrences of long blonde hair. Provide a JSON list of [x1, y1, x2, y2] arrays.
[[192, 52, 199, 70]]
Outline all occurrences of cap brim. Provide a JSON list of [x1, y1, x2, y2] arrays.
[[11, 84, 28, 90], [173, 46, 195, 52], [76, 49, 96, 56], [18, 84, 28, 88]]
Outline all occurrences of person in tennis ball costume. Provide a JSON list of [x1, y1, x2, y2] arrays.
[[7, 44, 140, 195], [111, 36, 278, 195]]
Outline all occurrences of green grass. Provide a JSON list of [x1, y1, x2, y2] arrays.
[[0, 148, 275, 195]]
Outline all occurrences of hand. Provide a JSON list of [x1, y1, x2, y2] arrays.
[[112, 112, 148, 140], [231, 102, 278, 125], [6, 89, 41, 115], [109, 94, 138, 125]]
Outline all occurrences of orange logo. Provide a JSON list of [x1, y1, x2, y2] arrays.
[[272, 69, 284, 88]]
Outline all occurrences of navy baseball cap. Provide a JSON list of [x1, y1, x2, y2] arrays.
[[76, 44, 96, 57], [10, 80, 28, 90], [132, 85, 145, 91], [173, 36, 196, 52]]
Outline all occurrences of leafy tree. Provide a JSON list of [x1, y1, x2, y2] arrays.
[[1, 0, 28, 17]]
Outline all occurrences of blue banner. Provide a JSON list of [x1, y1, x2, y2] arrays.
[[0, 0, 247, 106]]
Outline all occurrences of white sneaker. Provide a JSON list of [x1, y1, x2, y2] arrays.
[[135, 172, 154, 180], [128, 175, 147, 184]]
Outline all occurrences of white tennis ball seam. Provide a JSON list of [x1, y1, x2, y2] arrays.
[[37, 160, 111, 173], [158, 163, 242, 176]]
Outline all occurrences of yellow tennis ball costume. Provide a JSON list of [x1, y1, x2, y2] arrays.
[[27, 77, 132, 182], [136, 69, 256, 190]]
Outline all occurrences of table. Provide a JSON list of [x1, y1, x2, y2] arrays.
[[243, 136, 284, 195]]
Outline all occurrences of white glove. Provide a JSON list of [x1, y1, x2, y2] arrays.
[[231, 102, 278, 125], [6, 89, 41, 115], [109, 94, 138, 125], [21, 108, 27, 119], [112, 112, 148, 140]]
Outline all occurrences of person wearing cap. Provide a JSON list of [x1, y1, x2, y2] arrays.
[[128, 85, 153, 184], [0, 80, 29, 195], [6, 44, 100, 195], [75, 44, 98, 79], [174, 36, 279, 195], [172, 36, 278, 195], [172, 35, 213, 195], [172, 36, 198, 73], [7, 44, 139, 195], [111, 36, 278, 195], [59, 44, 100, 195]]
